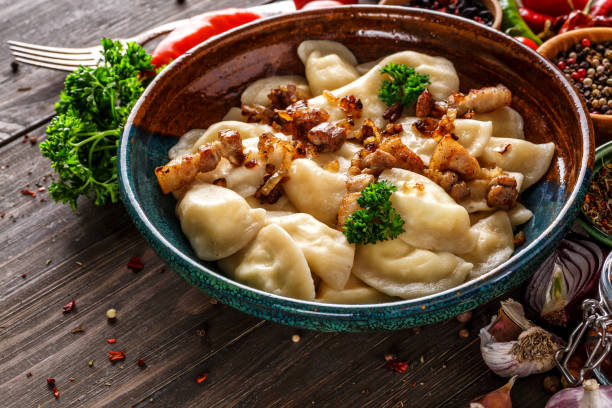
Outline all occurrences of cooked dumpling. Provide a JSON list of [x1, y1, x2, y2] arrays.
[[219, 224, 315, 300], [379, 168, 478, 254], [508, 202, 533, 227], [473, 107, 525, 140], [463, 211, 514, 279], [191, 121, 275, 151], [246, 195, 297, 213], [169, 129, 207, 159], [308, 50, 460, 129], [177, 183, 266, 261], [298, 40, 360, 96], [240, 75, 311, 106], [480, 138, 555, 190], [222, 107, 246, 122], [352, 238, 473, 299], [316, 274, 396, 304], [267, 213, 354, 290], [283, 159, 347, 225]]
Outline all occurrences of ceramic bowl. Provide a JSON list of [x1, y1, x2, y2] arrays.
[[379, 0, 502, 30], [538, 28, 612, 145], [118, 6, 594, 331], [579, 140, 612, 247]]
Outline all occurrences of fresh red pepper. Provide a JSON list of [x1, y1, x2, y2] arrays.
[[519, 7, 555, 33], [294, 0, 356, 10], [591, 0, 612, 17], [514, 36, 540, 50], [151, 9, 261, 68], [523, 0, 589, 16]]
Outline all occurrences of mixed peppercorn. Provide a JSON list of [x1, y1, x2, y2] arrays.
[[553, 39, 612, 115], [583, 162, 612, 234], [406, 0, 494, 26]]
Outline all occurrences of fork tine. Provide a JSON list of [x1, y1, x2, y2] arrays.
[[9, 45, 98, 61], [11, 52, 98, 66], [14, 57, 95, 72], [8, 40, 98, 55]]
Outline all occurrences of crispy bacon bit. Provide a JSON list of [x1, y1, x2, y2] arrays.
[[155, 144, 221, 194], [487, 175, 518, 210], [446, 85, 512, 116], [62, 299, 76, 314], [346, 174, 375, 193], [244, 160, 258, 169], [339, 95, 363, 119], [514, 230, 526, 247], [429, 135, 480, 180], [127, 256, 144, 272], [361, 149, 396, 176], [378, 138, 424, 174], [337, 192, 362, 227], [493, 143, 512, 154], [432, 170, 470, 201], [272, 100, 330, 140], [382, 102, 403, 123], [307, 122, 347, 152], [212, 178, 227, 187], [325, 160, 340, 173], [267, 84, 301, 110], [241, 103, 274, 124], [416, 89, 434, 118], [108, 351, 126, 362], [218, 130, 246, 166], [413, 118, 438, 137]]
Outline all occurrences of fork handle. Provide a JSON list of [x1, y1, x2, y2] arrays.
[[125, 19, 190, 45]]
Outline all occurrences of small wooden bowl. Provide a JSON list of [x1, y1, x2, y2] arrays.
[[379, 0, 502, 31], [538, 28, 612, 144]]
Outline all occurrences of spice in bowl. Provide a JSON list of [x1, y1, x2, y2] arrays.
[[583, 161, 612, 235], [406, 0, 494, 26], [553, 39, 612, 115]]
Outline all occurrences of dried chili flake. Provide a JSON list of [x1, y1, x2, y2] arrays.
[[583, 162, 612, 234], [108, 351, 125, 362], [386, 359, 409, 373], [107, 338, 116, 344], [69, 377, 75, 382], [21, 189, 36, 197], [196, 373, 208, 384], [53, 386, 59, 398], [137, 359, 146, 367], [46, 377, 55, 387], [1, 212, 6, 218], [127, 256, 144, 272], [62, 299, 76, 314], [20, 273, 27, 278]]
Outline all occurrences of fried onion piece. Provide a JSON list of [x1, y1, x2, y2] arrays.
[[155, 144, 221, 194], [337, 192, 362, 229], [346, 174, 375, 193], [272, 100, 330, 140], [217, 129, 246, 166], [446, 85, 511, 116], [415, 89, 434, 118], [378, 138, 424, 174], [267, 84, 310, 110], [429, 135, 481, 180]]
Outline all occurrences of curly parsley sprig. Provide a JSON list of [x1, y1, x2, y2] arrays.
[[40, 38, 155, 210], [343, 181, 405, 245], [378, 62, 430, 108]]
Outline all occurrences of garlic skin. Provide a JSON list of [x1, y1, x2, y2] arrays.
[[470, 376, 516, 408], [545, 379, 612, 408]]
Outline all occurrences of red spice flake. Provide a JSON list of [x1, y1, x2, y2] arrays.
[[108, 351, 126, 362], [37, 186, 46, 192], [69, 377, 75, 382], [127, 256, 144, 272], [53, 386, 59, 399], [21, 188, 36, 198], [386, 360, 409, 374], [196, 373, 208, 384], [21, 137, 27, 143], [46, 377, 55, 387], [1, 212, 6, 218], [137, 359, 146, 367], [107, 338, 116, 344], [20, 273, 27, 278], [62, 299, 76, 314]]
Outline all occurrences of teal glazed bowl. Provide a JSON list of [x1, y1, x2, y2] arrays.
[[580, 140, 612, 247], [118, 6, 594, 331]]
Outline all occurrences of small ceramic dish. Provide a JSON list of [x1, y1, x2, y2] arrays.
[[379, 0, 502, 30], [580, 140, 612, 247], [538, 28, 612, 144], [118, 6, 594, 331]]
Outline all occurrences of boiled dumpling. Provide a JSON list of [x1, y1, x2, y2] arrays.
[[316, 274, 396, 304], [463, 211, 514, 279], [379, 168, 478, 254], [246, 195, 297, 213], [297, 40, 360, 96], [352, 238, 473, 299], [267, 213, 354, 290], [480, 137, 555, 190], [219, 224, 315, 300], [473, 107, 525, 140], [283, 159, 347, 225], [222, 107, 246, 122], [240, 75, 311, 106], [177, 183, 266, 261], [508, 202, 533, 227], [169, 129, 207, 159], [307, 50, 460, 129], [190, 121, 275, 151]]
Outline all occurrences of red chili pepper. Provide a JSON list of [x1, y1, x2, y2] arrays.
[[108, 351, 126, 362], [127, 256, 144, 272], [523, 0, 589, 16], [196, 373, 208, 384], [151, 9, 261, 68], [558, 10, 594, 33], [513, 36, 540, 50], [62, 299, 76, 314], [107, 338, 116, 344], [519, 7, 555, 33], [386, 359, 409, 373], [591, 0, 612, 17], [593, 15, 612, 26], [296, 0, 356, 10]]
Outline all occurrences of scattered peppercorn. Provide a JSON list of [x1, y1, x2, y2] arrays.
[[138, 359, 147, 368], [583, 162, 612, 234], [456, 311, 472, 323], [553, 40, 612, 114], [127, 256, 144, 272], [20, 273, 27, 279], [88, 360, 94, 367], [106, 308, 117, 320], [407, 0, 493, 26], [458, 328, 470, 338], [10, 60, 18, 73], [26, 372, 32, 378], [291, 334, 301, 343]]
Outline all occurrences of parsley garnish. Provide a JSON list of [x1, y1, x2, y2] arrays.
[[40, 38, 154, 210], [343, 181, 405, 245], [378, 62, 430, 108]]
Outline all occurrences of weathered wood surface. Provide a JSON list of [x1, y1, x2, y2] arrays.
[[0, 1, 563, 407]]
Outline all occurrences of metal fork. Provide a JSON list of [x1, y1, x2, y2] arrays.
[[8, 19, 188, 72]]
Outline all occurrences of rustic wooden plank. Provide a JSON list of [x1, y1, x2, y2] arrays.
[[0, 0, 262, 145]]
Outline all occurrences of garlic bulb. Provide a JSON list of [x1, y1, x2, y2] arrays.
[[479, 299, 563, 377], [545, 379, 612, 408]]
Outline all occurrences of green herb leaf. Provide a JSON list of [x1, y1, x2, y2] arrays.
[[378, 62, 430, 108], [40, 38, 154, 210], [343, 181, 405, 245]]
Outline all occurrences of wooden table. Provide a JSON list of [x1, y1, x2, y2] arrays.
[[0, 1, 573, 407]]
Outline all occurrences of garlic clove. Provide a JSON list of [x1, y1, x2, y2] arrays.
[[469, 376, 516, 408], [487, 299, 533, 342]]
